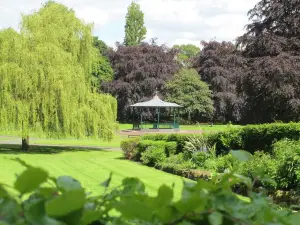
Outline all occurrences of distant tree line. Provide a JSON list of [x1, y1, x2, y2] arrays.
[[98, 0, 300, 124]]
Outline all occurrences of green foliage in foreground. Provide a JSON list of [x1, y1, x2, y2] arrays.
[[1, 154, 300, 225]]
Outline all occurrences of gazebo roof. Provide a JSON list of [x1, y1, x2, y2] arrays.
[[130, 93, 182, 108]]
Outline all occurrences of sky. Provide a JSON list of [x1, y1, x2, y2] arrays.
[[0, 0, 259, 48]]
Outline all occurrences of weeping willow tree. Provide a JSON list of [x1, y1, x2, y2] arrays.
[[0, 2, 117, 150]]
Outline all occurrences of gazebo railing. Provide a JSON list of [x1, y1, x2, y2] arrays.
[[132, 121, 180, 130]]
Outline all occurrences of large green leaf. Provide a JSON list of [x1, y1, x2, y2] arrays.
[[80, 210, 101, 225], [113, 195, 153, 221], [230, 150, 253, 162], [24, 197, 66, 225], [45, 190, 85, 217], [0, 198, 21, 223], [57, 176, 82, 192], [100, 172, 112, 188], [122, 178, 145, 194], [0, 185, 9, 198], [208, 211, 223, 225], [156, 185, 173, 206], [289, 213, 300, 225], [14, 167, 48, 194]]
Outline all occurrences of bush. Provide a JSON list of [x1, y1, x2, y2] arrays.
[[156, 153, 196, 175], [188, 151, 211, 167], [142, 134, 200, 154], [137, 140, 167, 160], [217, 123, 300, 154], [121, 137, 140, 160], [273, 140, 300, 190], [141, 146, 167, 167], [165, 141, 177, 156], [238, 151, 277, 189], [143, 123, 300, 155], [204, 154, 239, 173]]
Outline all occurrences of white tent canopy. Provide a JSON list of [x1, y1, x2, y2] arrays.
[[130, 94, 182, 108]]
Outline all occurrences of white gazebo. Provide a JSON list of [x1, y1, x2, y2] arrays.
[[130, 91, 182, 130]]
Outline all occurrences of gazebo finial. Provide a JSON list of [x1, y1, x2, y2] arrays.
[[155, 88, 158, 96]]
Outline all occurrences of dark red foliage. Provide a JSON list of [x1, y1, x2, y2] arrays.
[[193, 41, 245, 123], [237, 0, 300, 123], [102, 43, 180, 122]]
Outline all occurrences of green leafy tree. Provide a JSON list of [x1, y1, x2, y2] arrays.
[[166, 68, 214, 121], [124, 1, 147, 46], [0, 2, 117, 151], [92, 37, 114, 85], [93, 36, 111, 57], [173, 44, 200, 66]]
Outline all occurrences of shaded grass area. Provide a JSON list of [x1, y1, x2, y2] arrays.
[[0, 145, 187, 198]]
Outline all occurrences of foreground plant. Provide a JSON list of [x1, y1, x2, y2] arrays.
[[1, 152, 300, 225]]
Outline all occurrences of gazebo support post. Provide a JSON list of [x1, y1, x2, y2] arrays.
[[173, 108, 176, 128], [157, 107, 160, 129], [140, 110, 143, 129]]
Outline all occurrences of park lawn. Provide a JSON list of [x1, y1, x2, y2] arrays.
[[0, 145, 187, 199]]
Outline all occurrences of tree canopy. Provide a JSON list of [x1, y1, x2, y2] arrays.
[[193, 41, 245, 123], [124, 1, 147, 46], [0, 2, 117, 145], [237, 0, 300, 123], [165, 68, 214, 121], [173, 44, 200, 67], [103, 43, 180, 122], [92, 37, 114, 86]]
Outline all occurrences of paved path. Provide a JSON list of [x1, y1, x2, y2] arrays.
[[0, 136, 121, 151], [0, 129, 203, 151]]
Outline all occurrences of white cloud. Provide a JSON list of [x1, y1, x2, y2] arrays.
[[0, 0, 259, 47]]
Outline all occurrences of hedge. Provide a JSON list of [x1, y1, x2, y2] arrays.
[[121, 139, 177, 161], [142, 123, 300, 154]]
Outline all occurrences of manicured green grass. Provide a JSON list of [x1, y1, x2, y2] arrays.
[[0, 145, 186, 198]]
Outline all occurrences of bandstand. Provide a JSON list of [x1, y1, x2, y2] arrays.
[[130, 92, 182, 131]]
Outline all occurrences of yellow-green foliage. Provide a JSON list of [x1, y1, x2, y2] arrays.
[[0, 2, 117, 140]]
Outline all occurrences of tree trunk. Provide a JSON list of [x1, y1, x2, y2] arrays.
[[22, 136, 29, 152]]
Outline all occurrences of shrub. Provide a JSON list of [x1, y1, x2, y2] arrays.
[[142, 134, 200, 153], [137, 140, 167, 160], [156, 153, 196, 175], [183, 169, 212, 181], [143, 123, 300, 155], [238, 151, 277, 189], [188, 151, 211, 167], [204, 154, 239, 173], [273, 140, 300, 190], [121, 137, 140, 160], [165, 141, 177, 156], [141, 146, 167, 167]]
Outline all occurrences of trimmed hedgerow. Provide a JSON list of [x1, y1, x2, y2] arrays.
[[142, 123, 300, 154]]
